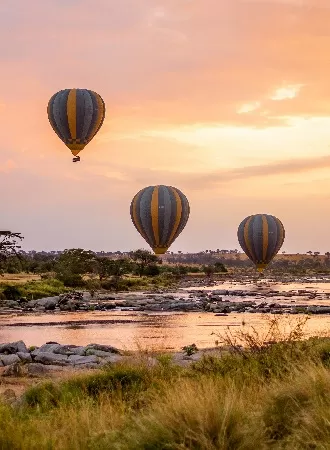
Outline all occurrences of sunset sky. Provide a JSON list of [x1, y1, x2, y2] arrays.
[[1, 0, 330, 253]]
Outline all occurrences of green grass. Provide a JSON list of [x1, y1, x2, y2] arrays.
[[0, 272, 177, 301], [3, 333, 330, 449], [0, 278, 68, 300]]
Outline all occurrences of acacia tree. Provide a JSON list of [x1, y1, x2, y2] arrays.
[[0, 231, 24, 275], [0, 231, 23, 258], [96, 257, 132, 280], [54, 248, 97, 286], [130, 249, 160, 277]]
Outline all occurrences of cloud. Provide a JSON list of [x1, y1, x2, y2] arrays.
[[2, 0, 330, 252], [2, 0, 330, 129], [195, 154, 330, 186]]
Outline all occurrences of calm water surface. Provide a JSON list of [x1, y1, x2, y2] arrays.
[[1, 280, 330, 350]]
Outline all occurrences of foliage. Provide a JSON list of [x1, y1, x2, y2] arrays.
[[0, 278, 67, 300], [143, 264, 160, 276], [1, 284, 22, 300], [96, 257, 133, 280], [182, 343, 198, 356], [0, 231, 24, 260], [130, 249, 161, 277], [202, 264, 215, 277], [55, 248, 96, 276]]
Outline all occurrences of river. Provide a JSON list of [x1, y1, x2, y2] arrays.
[[1, 279, 330, 350]]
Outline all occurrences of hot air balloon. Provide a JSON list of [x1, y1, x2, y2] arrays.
[[237, 214, 285, 272], [47, 89, 106, 162], [130, 185, 190, 255]]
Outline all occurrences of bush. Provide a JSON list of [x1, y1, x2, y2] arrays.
[[2, 278, 69, 299], [56, 274, 85, 287], [2, 284, 22, 300], [143, 264, 160, 276]]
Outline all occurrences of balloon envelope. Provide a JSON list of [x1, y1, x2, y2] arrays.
[[237, 214, 285, 272], [130, 185, 190, 254], [47, 88, 106, 156]]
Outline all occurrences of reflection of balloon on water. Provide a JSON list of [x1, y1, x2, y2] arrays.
[[237, 214, 285, 272], [130, 185, 190, 255], [47, 89, 106, 162]]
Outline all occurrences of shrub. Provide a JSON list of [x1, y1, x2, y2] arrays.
[[57, 274, 85, 287], [2, 284, 22, 300]]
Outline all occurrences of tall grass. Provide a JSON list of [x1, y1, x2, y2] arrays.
[[3, 319, 330, 448], [0, 278, 68, 300]]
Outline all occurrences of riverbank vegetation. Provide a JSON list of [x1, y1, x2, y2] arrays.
[[0, 247, 229, 300], [2, 317, 330, 448]]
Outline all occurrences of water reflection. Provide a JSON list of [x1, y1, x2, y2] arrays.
[[2, 281, 330, 350], [1, 311, 330, 351]]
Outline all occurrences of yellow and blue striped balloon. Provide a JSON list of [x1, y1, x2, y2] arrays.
[[130, 185, 190, 255], [237, 214, 285, 272], [47, 88, 106, 156]]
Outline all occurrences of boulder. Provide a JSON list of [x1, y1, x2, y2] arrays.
[[36, 296, 60, 310], [36, 343, 62, 353], [54, 345, 86, 356], [0, 354, 21, 366], [34, 352, 69, 366], [85, 349, 119, 358], [17, 352, 33, 363], [4, 300, 20, 308], [99, 354, 123, 365], [24, 363, 49, 376], [2, 363, 23, 376], [68, 355, 99, 365], [85, 343, 121, 354], [0, 340, 28, 354]]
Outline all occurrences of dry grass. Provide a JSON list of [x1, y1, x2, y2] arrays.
[[2, 319, 330, 449], [0, 273, 41, 284]]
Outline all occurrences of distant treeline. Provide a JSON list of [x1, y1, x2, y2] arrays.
[[1, 249, 330, 277]]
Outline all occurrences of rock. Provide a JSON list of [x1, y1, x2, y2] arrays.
[[36, 343, 62, 353], [17, 352, 32, 363], [212, 290, 229, 296], [2, 363, 23, 376], [4, 300, 20, 308], [99, 354, 123, 365], [0, 354, 21, 366], [0, 340, 28, 354], [54, 345, 86, 356], [59, 300, 79, 311], [85, 349, 120, 358], [34, 352, 69, 366], [36, 296, 60, 310], [68, 355, 99, 365], [24, 363, 55, 376], [85, 343, 121, 354]]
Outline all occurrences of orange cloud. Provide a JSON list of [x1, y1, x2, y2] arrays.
[[1, 0, 330, 252]]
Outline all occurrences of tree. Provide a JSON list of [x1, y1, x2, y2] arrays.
[[214, 262, 228, 273], [0, 231, 23, 260], [130, 249, 160, 277], [96, 257, 116, 281], [96, 257, 132, 280], [202, 264, 215, 278], [0, 231, 24, 275], [55, 249, 97, 286]]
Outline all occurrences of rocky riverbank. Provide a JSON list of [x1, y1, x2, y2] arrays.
[[0, 339, 215, 379], [2, 282, 330, 316]]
